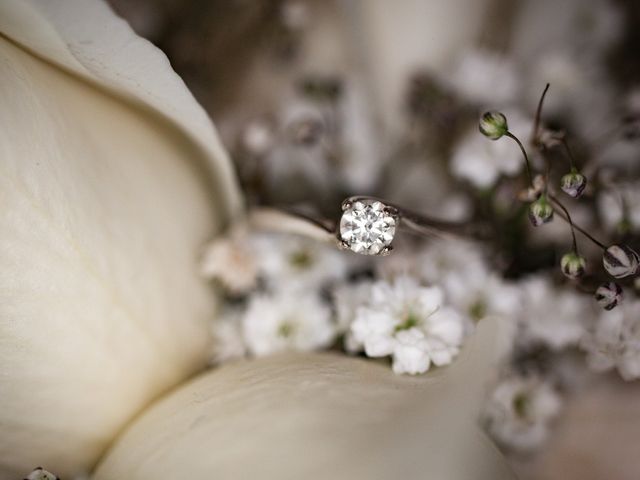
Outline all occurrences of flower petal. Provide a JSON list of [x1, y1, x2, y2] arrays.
[[93, 317, 515, 480], [0, 1, 241, 477]]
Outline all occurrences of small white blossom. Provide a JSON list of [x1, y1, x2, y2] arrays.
[[241, 118, 275, 157], [581, 300, 640, 380], [418, 239, 488, 283], [210, 309, 247, 365], [252, 233, 349, 291], [242, 292, 335, 356], [351, 276, 464, 375], [483, 375, 562, 453], [448, 49, 519, 106], [416, 241, 521, 325], [452, 111, 532, 188], [598, 183, 640, 233], [518, 276, 592, 350], [445, 272, 521, 325], [280, 1, 310, 31], [332, 280, 374, 353], [201, 229, 258, 295]]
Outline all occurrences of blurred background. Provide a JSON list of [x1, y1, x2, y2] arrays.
[[106, 1, 640, 478]]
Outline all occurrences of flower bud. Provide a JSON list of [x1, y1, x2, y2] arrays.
[[528, 195, 554, 226], [288, 116, 324, 146], [479, 111, 508, 140], [560, 169, 587, 198], [26, 467, 58, 480], [518, 174, 546, 202], [560, 252, 586, 279], [594, 282, 623, 310], [603, 244, 640, 278]]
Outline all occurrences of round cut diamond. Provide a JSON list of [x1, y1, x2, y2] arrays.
[[340, 200, 397, 255]]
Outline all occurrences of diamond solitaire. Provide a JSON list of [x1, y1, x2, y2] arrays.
[[339, 199, 398, 255]]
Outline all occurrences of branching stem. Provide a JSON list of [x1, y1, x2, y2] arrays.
[[533, 83, 550, 142], [549, 195, 606, 250]]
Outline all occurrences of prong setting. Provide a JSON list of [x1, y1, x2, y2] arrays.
[[341, 199, 353, 211]]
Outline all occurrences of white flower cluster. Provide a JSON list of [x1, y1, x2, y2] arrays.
[[204, 234, 524, 376], [347, 276, 464, 375], [483, 374, 562, 453], [334, 240, 520, 374], [581, 300, 640, 381], [202, 231, 348, 362], [516, 276, 595, 351]]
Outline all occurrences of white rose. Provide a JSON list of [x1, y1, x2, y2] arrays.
[[0, 0, 239, 477]]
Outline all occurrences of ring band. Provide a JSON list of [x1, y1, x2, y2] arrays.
[[247, 196, 484, 256]]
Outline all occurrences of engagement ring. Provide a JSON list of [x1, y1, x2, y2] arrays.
[[248, 196, 482, 257]]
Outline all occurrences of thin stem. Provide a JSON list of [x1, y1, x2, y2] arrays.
[[619, 191, 630, 230], [505, 131, 533, 186], [549, 195, 607, 250], [561, 137, 576, 170], [549, 195, 577, 252], [533, 83, 550, 142]]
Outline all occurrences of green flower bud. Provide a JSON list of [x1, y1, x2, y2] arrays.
[[603, 244, 640, 279], [594, 282, 623, 310], [561, 251, 586, 279], [528, 195, 554, 226], [560, 169, 587, 198], [479, 111, 508, 140]]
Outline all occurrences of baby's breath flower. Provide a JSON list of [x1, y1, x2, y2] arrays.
[[332, 280, 374, 353], [280, 0, 310, 31], [210, 309, 247, 365], [560, 169, 587, 198], [560, 251, 586, 279], [594, 282, 623, 311], [240, 119, 275, 157], [518, 276, 592, 350], [603, 244, 640, 279], [201, 230, 258, 295], [483, 375, 562, 452], [528, 195, 554, 226], [252, 233, 349, 291], [479, 111, 508, 140], [518, 174, 546, 202], [242, 291, 335, 356], [25, 468, 58, 480], [598, 183, 640, 233], [350, 276, 464, 375], [581, 300, 640, 380], [449, 49, 519, 105]]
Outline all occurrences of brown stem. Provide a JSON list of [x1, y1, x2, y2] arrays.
[[533, 83, 550, 143], [549, 195, 577, 252], [561, 137, 576, 170], [549, 195, 606, 250]]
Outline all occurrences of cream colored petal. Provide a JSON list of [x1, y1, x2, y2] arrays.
[[0, 0, 242, 219], [0, 1, 241, 478], [94, 318, 514, 480]]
